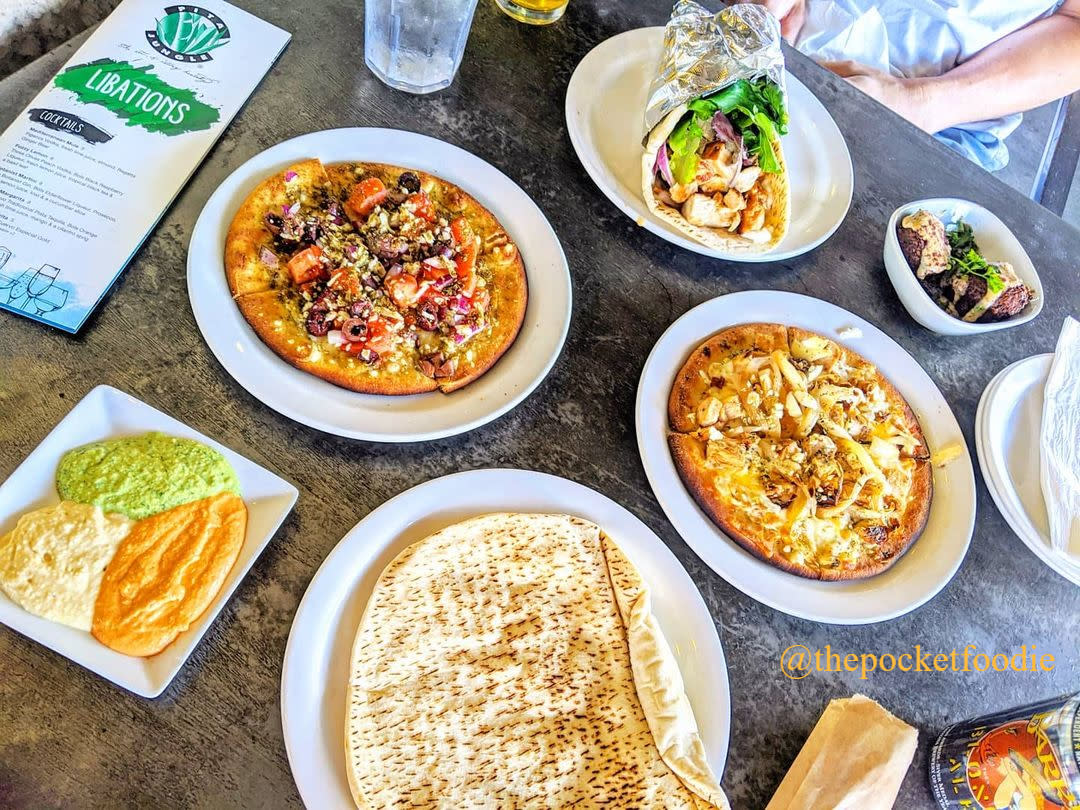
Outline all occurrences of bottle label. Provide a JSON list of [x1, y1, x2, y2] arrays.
[[929, 694, 1080, 809]]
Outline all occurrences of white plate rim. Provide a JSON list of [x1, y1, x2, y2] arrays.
[[187, 127, 571, 442], [280, 468, 731, 809], [975, 354, 1080, 586], [0, 384, 299, 697], [565, 26, 854, 263], [635, 290, 977, 624]]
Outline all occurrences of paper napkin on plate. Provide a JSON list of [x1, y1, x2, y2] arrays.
[[1040, 317, 1080, 563]]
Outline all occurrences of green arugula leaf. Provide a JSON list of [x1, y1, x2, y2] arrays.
[[945, 220, 1005, 293], [664, 78, 788, 177]]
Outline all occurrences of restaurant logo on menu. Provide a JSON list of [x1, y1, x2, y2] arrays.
[[145, 6, 231, 63], [53, 59, 221, 136]]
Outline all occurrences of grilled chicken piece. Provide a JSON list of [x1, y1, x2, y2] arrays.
[[669, 181, 698, 204], [698, 141, 739, 193], [682, 194, 740, 229], [722, 189, 746, 211], [739, 189, 767, 233], [731, 166, 762, 193]]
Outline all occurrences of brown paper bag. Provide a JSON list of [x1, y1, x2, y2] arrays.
[[765, 694, 918, 810]]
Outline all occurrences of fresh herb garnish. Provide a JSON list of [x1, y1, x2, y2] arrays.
[[666, 78, 789, 185], [946, 220, 1004, 294]]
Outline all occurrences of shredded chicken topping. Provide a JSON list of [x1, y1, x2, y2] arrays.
[[690, 333, 927, 570]]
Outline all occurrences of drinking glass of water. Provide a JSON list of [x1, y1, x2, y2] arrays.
[[365, 0, 480, 94]]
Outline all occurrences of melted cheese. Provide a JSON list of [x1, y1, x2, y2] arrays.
[[692, 335, 925, 572]]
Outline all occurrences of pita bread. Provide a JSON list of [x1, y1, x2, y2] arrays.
[[642, 105, 790, 254], [345, 513, 729, 809]]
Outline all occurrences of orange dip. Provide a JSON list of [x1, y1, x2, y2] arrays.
[[92, 492, 247, 657]]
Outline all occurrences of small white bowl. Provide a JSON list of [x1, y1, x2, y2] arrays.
[[884, 198, 1043, 335]]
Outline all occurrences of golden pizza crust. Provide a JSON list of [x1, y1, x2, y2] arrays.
[[642, 106, 790, 254], [224, 159, 527, 395], [667, 324, 933, 581], [233, 289, 439, 395], [225, 158, 329, 298]]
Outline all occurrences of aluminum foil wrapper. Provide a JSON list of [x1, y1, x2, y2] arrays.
[[643, 1, 786, 136]]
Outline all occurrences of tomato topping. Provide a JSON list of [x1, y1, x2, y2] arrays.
[[341, 315, 396, 356], [450, 217, 480, 298], [406, 192, 437, 223], [326, 268, 361, 298], [421, 259, 451, 285], [346, 177, 388, 220], [450, 216, 472, 246], [385, 273, 423, 308], [287, 246, 325, 285]]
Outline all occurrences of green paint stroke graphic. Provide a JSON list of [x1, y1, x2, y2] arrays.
[[54, 59, 220, 136]]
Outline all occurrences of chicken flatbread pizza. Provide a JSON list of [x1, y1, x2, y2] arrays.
[[667, 324, 932, 580], [642, 79, 791, 254], [225, 159, 527, 394]]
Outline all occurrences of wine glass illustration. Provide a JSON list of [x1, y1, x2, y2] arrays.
[[0, 261, 69, 314]]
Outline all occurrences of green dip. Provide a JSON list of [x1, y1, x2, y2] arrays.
[[56, 432, 240, 520]]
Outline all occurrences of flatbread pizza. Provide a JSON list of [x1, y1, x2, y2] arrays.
[[225, 159, 527, 394], [667, 324, 932, 580], [642, 79, 791, 254]]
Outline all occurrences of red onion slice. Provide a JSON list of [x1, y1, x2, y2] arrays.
[[654, 145, 674, 186], [258, 246, 278, 267]]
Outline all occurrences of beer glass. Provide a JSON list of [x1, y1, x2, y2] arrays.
[[493, 0, 569, 25]]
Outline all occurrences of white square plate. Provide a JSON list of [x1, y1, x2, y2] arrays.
[[0, 385, 298, 697]]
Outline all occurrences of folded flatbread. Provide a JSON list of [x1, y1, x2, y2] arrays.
[[345, 513, 729, 809], [642, 104, 791, 254]]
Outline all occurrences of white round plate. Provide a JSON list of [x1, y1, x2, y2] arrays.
[[636, 291, 976, 624], [188, 128, 571, 442], [280, 469, 730, 809], [976, 355, 1080, 586], [566, 27, 853, 262]]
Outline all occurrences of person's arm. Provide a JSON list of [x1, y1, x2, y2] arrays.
[[912, 0, 1080, 131], [822, 0, 1080, 133]]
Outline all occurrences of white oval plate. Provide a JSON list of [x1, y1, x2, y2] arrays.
[[188, 128, 571, 442], [976, 355, 1080, 586], [636, 291, 976, 624], [280, 469, 730, 809], [566, 27, 853, 262]]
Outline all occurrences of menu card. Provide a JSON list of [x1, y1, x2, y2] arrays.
[[0, 0, 289, 332]]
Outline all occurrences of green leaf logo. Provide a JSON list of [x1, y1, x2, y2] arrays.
[[146, 6, 230, 63]]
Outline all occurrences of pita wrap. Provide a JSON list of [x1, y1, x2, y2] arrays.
[[345, 513, 729, 810], [642, 104, 791, 254]]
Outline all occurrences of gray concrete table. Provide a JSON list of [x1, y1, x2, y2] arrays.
[[1, 2, 1078, 808]]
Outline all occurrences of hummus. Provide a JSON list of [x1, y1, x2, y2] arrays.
[[0, 501, 132, 631], [56, 432, 240, 520], [92, 492, 247, 657]]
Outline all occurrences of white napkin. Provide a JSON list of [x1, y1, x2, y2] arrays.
[[1040, 317, 1080, 563]]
